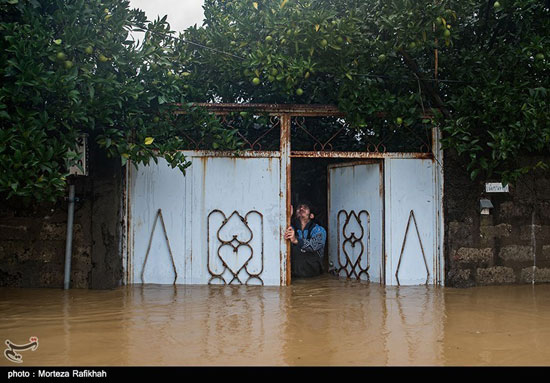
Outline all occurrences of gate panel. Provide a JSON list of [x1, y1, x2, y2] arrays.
[[384, 158, 437, 285], [128, 159, 187, 284], [128, 154, 283, 286], [328, 162, 384, 283], [199, 156, 282, 285]]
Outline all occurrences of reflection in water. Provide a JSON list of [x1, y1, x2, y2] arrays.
[[1, 276, 550, 366]]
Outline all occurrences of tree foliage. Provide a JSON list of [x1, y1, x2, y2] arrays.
[[0, 0, 238, 202], [1, 0, 549, 202], [440, 0, 550, 183], [182, 0, 549, 183]]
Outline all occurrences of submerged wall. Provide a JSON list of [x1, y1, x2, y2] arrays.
[[444, 149, 550, 287], [0, 143, 123, 289]]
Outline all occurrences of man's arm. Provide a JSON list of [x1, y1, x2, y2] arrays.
[[285, 226, 298, 244]]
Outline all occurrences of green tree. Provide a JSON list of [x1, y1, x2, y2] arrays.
[[439, 0, 550, 183], [180, 0, 549, 183], [0, 0, 238, 202], [2, 0, 549, 203]]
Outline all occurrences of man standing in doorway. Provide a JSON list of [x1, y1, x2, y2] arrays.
[[285, 201, 326, 278]]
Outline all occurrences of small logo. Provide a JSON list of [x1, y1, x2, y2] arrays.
[[4, 337, 39, 363]]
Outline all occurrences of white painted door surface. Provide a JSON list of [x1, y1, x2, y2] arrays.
[[384, 158, 437, 285], [328, 162, 384, 283], [128, 154, 284, 286]]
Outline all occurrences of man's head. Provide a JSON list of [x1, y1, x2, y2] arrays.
[[295, 201, 315, 222]]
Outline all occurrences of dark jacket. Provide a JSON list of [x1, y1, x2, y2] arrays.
[[291, 220, 327, 258]]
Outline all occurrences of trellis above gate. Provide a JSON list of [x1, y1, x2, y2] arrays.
[[173, 103, 435, 159]]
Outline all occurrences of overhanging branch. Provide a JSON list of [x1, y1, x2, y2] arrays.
[[399, 49, 452, 120]]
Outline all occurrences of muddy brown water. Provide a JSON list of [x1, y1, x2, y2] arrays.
[[2, 275, 550, 366]]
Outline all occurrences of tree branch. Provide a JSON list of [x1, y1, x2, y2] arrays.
[[477, 0, 493, 45], [398, 49, 452, 119]]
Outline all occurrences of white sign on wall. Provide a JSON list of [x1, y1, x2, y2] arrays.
[[485, 182, 509, 193]]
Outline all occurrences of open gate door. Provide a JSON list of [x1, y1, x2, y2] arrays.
[[328, 161, 384, 283], [384, 158, 438, 285], [127, 153, 285, 286]]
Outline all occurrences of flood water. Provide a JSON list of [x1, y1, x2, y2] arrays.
[[2, 275, 550, 366]]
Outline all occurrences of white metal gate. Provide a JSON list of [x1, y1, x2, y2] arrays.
[[122, 104, 444, 286], [126, 153, 285, 286], [327, 158, 442, 286], [328, 161, 384, 283]]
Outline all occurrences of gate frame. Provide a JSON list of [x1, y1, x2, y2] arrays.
[[122, 103, 444, 286]]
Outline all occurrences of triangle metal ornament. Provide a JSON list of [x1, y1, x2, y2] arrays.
[[395, 210, 430, 285], [141, 209, 178, 284]]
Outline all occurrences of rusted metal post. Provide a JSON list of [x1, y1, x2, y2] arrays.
[[280, 114, 292, 286], [125, 162, 133, 285], [432, 126, 445, 286]]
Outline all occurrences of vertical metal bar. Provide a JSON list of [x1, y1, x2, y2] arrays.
[[380, 160, 387, 285], [63, 184, 75, 290], [383, 159, 392, 285], [327, 165, 331, 274], [432, 126, 445, 286], [122, 161, 130, 286], [280, 114, 292, 286], [432, 127, 438, 285], [126, 161, 133, 285]]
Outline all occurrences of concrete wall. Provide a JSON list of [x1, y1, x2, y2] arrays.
[[0, 142, 123, 289], [444, 149, 550, 287]]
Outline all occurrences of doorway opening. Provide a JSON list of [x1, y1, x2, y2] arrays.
[[290, 158, 385, 283]]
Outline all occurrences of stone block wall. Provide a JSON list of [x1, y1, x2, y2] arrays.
[[0, 142, 123, 289], [445, 149, 550, 287], [0, 188, 93, 288]]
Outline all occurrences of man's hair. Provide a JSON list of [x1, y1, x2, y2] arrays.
[[296, 200, 316, 216]]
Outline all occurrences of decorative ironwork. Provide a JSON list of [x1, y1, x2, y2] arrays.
[[176, 113, 280, 151], [207, 209, 264, 285], [336, 210, 370, 281], [291, 116, 433, 153], [293, 116, 348, 151], [179, 126, 205, 150], [231, 115, 280, 151], [141, 209, 178, 284], [172, 104, 435, 156], [395, 210, 430, 285]]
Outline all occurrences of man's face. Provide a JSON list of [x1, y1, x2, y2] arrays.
[[296, 204, 313, 220]]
